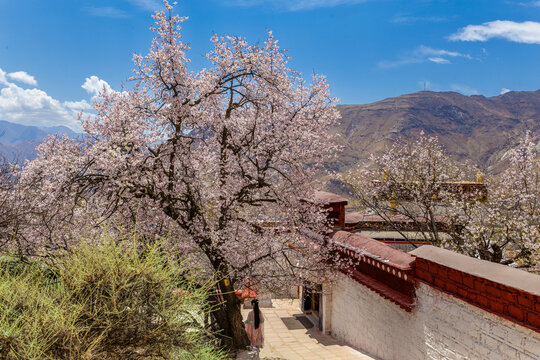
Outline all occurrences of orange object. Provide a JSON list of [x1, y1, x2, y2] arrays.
[[235, 278, 259, 300]]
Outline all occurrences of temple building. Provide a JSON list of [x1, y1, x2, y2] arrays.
[[299, 190, 540, 359]]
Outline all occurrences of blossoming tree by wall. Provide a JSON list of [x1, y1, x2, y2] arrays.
[[16, 1, 339, 349]]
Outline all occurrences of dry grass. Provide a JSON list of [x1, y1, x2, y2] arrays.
[[0, 235, 225, 360]]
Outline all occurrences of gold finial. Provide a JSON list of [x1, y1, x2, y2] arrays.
[[476, 169, 483, 183], [388, 199, 398, 215]]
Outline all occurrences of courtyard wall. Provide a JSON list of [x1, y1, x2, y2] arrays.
[[323, 231, 540, 360]]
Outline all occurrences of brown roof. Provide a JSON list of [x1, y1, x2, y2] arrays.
[[312, 191, 348, 205], [331, 231, 416, 270]]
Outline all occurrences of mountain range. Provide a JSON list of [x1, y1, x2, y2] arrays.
[[0, 120, 78, 162], [333, 90, 540, 174], [1, 90, 539, 171]]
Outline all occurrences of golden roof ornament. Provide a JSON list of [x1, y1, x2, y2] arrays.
[[476, 169, 483, 183]]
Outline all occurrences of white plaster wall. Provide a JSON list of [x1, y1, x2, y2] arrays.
[[328, 275, 425, 360], [328, 273, 540, 360]]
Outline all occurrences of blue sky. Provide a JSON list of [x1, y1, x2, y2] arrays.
[[1, 0, 540, 130]]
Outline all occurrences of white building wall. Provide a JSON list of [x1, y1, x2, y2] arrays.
[[327, 273, 540, 360]]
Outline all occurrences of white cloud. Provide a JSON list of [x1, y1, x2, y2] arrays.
[[63, 100, 92, 111], [0, 83, 77, 128], [0, 68, 111, 131], [450, 20, 540, 44], [450, 84, 479, 96], [82, 76, 113, 96], [378, 45, 471, 68], [87, 6, 130, 18], [0, 69, 8, 86], [7, 71, 37, 86], [391, 15, 446, 24], [500, 88, 511, 95], [428, 57, 451, 64], [127, 0, 162, 11], [228, 0, 367, 11], [418, 45, 472, 59], [519, 1, 540, 7]]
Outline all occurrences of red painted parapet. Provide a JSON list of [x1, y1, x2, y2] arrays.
[[331, 231, 416, 311], [332, 231, 540, 333], [411, 246, 540, 333]]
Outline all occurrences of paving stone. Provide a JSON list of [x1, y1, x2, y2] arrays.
[[237, 299, 375, 360]]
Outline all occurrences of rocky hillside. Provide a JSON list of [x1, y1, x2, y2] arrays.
[[333, 90, 540, 174]]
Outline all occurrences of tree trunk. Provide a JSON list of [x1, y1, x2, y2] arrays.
[[211, 278, 251, 350]]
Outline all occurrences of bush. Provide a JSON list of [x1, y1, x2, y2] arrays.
[[0, 235, 225, 359]]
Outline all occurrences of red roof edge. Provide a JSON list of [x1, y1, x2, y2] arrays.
[[332, 231, 416, 270]]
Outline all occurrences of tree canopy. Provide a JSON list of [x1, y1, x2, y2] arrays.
[[343, 133, 539, 267], [12, 1, 340, 349]]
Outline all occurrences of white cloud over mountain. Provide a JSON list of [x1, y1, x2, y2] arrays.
[[450, 20, 540, 44], [0, 82, 73, 127], [0, 68, 112, 131]]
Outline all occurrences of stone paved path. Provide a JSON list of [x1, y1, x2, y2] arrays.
[[237, 299, 376, 360]]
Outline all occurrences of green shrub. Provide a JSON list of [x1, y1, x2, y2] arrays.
[[0, 236, 225, 360]]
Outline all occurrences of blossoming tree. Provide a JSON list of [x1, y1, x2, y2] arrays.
[[18, 1, 339, 349], [492, 133, 539, 264], [344, 134, 467, 246], [449, 133, 539, 264], [344, 133, 539, 266]]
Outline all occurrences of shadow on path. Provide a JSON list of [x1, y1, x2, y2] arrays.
[[237, 299, 376, 360]]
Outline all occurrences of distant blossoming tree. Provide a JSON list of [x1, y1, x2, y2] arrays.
[[344, 133, 539, 266], [17, 1, 339, 349], [443, 133, 538, 265], [344, 134, 467, 245], [492, 133, 539, 264]]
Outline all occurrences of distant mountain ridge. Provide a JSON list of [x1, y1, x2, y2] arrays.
[[2, 90, 539, 169], [333, 90, 540, 174], [0, 120, 79, 162], [0, 120, 77, 144]]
